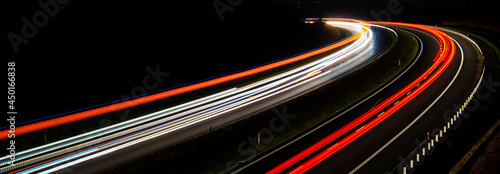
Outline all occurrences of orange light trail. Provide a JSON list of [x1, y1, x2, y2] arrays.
[[0, 20, 365, 140]]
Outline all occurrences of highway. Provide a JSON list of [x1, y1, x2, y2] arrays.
[[235, 21, 483, 174], [0, 19, 482, 173], [0, 19, 398, 173], [349, 26, 483, 174]]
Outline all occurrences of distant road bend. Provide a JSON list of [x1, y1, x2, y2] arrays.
[[1, 19, 405, 173]]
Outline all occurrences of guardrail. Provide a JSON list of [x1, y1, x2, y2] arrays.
[[390, 65, 485, 174]]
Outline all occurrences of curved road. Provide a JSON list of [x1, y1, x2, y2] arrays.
[[235, 22, 482, 174], [1, 20, 481, 174], [0, 20, 396, 173]]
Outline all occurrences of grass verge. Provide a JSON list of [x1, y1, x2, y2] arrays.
[[468, 123, 500, 174], [109, 28, 419, 173]]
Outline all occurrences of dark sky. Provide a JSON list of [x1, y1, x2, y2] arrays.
[[2, 0, 499, 124]]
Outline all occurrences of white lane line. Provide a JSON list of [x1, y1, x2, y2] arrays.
[[22, 21, 372, 173], [349, 33, 465, 174], [2, 22, 371, 170], [231, 26, 422, 174]]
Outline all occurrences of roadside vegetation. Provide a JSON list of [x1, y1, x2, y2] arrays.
[[0, 26, 420, 174], [112, 28, 419, 173], [443, 26, 500, 174]]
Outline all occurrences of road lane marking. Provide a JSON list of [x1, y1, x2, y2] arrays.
[[349, 31, 466, 174]]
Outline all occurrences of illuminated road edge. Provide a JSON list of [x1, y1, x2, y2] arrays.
[[0, 19, 394, 173], [264, 20, 483, 174]]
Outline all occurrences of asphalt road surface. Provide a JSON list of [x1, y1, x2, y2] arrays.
[[236, 24, 482, 174]]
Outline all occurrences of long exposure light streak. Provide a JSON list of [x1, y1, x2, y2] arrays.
[[267, 20, 457, 174], [1, 19, 379, 173]]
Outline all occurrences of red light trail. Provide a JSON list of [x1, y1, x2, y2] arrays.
[[267, 21, 456, 174]]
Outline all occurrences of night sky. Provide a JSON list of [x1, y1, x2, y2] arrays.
[[2, 0, 499, 125]]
